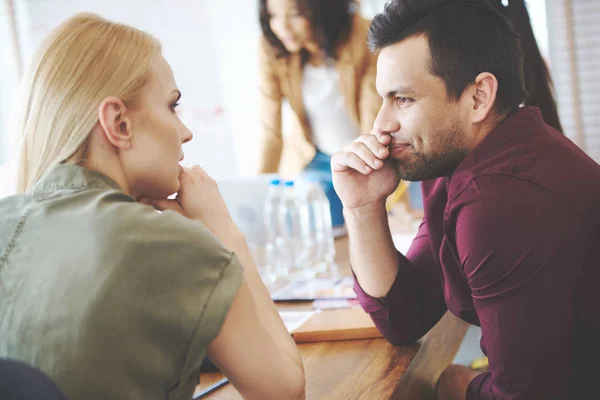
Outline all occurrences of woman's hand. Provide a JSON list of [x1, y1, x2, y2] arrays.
[[139, 165, 244, 247]]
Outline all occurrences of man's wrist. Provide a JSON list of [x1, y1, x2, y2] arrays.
[[344, 201, 388, 225], [344, 201, 387, 217]]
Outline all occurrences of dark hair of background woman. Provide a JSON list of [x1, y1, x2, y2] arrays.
[[490, 0, 563, 133], [259, 0, 358, 62]]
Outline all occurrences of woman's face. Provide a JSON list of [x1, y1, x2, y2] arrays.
[[123, 54, 193, 199], [267, 0, 314, 53]]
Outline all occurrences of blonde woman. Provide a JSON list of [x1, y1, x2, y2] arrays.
[[0, 13, 305, 400]]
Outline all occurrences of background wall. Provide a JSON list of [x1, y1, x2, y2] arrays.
[[2, 0, 266, 180], [1, 0, 597, 199], [546, 0, 600, 162]]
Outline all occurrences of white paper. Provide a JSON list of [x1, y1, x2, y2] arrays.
[[279, 310, 317, 332], [392, 232, 417, 254]]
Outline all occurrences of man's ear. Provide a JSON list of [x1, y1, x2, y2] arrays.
[[97, 96, 133, 150], [469, 72, 498, 124]]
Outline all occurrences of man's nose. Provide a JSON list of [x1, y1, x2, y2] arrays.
[[373, 103, 400, 134]]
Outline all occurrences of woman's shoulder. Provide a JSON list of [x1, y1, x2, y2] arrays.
[[258, 34, 280, 63], [0, 193, 33, 252], [92, 190, 235, 266], [350, 14, 372, 42], [353, 14, 372, 30], [339, 14, 374, 60], [90, 191, 243, 311], [336, 15, 375, 66], [83, 193, 243, 380]]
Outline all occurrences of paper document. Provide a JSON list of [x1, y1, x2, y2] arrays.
[[271, 277, 357, 301], [392, 232, 417, 254], [279, 310, 317, 332]]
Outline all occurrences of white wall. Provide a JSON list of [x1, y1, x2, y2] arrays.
[[0, 1, 20, 196], [4, 0, 268, 179], [0, 0, 20, 167], [203, 1, 262, 176]]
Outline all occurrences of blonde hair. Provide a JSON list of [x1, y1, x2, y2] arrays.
[[16, 13, 161, 193]]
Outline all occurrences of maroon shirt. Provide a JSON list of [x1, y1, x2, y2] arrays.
[[354, 107, 600, 400]]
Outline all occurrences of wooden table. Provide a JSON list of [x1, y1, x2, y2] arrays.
[[197, 206, 468, 399]]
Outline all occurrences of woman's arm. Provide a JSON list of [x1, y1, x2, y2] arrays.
[[358, 26, 382, 133], [257, 36, 284, 174], [143, 166, 305, 399], [208, 238, 306, 400]]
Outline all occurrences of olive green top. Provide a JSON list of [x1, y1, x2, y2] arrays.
[[0, 164, 243, 400]]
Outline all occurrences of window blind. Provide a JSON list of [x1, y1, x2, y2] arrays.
[[546, 0, 600, 162]]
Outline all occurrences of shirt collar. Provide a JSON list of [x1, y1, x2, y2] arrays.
[[33, 163, 123, 195], [447, 106, 544, 197]]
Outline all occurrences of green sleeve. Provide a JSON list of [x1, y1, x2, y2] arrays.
[[87, 198, 243, 398]]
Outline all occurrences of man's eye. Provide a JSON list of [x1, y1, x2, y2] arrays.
[[395, 97, 413, 107]]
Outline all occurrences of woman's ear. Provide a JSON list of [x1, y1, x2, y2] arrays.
[[97, 96, 133, 150], [470, 72, 499, 124]]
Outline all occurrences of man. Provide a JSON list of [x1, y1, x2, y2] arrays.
[[331, 1, 600, 399]]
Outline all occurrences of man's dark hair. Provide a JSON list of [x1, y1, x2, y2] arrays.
[[259, 0, 357, 61], [368, 0, 526, 116]]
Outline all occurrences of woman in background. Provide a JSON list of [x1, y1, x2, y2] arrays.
[[258, 0, 381, 226], [0, 13, 304, 400], [491, 0, 563, 132]]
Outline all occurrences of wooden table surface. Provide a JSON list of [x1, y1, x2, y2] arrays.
[[196, 205, 468, 400]]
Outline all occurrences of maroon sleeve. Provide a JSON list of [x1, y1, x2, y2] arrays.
[[454, 176, 581, 400], [353, 217, 447, 345]]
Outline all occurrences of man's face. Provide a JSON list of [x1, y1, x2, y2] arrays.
[[374, 35, 470, 181]]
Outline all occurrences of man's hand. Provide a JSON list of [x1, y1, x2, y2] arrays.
[[333, 131, 402, 298], [435, 364, 481, 400], [331, 131, 400, 211]]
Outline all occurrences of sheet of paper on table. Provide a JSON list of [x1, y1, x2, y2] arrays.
[[392, 232, 416, 254], [271, 277, 356, 301], [280, 307, 383, 343], [279, 310, 317, 332], [275, 230, 416, 342]]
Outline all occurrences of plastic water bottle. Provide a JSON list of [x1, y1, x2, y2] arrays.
[[311, 181, 337, 277], [298, 179, 337, 278], [263, 179, 283, 284], [297, 182, 317, 279], [278, 181, 305, 279]]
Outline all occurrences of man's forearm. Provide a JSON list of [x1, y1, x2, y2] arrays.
[[344, 203, 399, 298]]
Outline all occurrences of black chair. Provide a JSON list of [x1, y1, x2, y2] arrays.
[[0, 358, 67, 400]]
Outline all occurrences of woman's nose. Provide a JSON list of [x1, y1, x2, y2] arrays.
[[182, 125, 193, 144]]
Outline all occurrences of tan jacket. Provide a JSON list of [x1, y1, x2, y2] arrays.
[[258, 15, 382, 175]]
